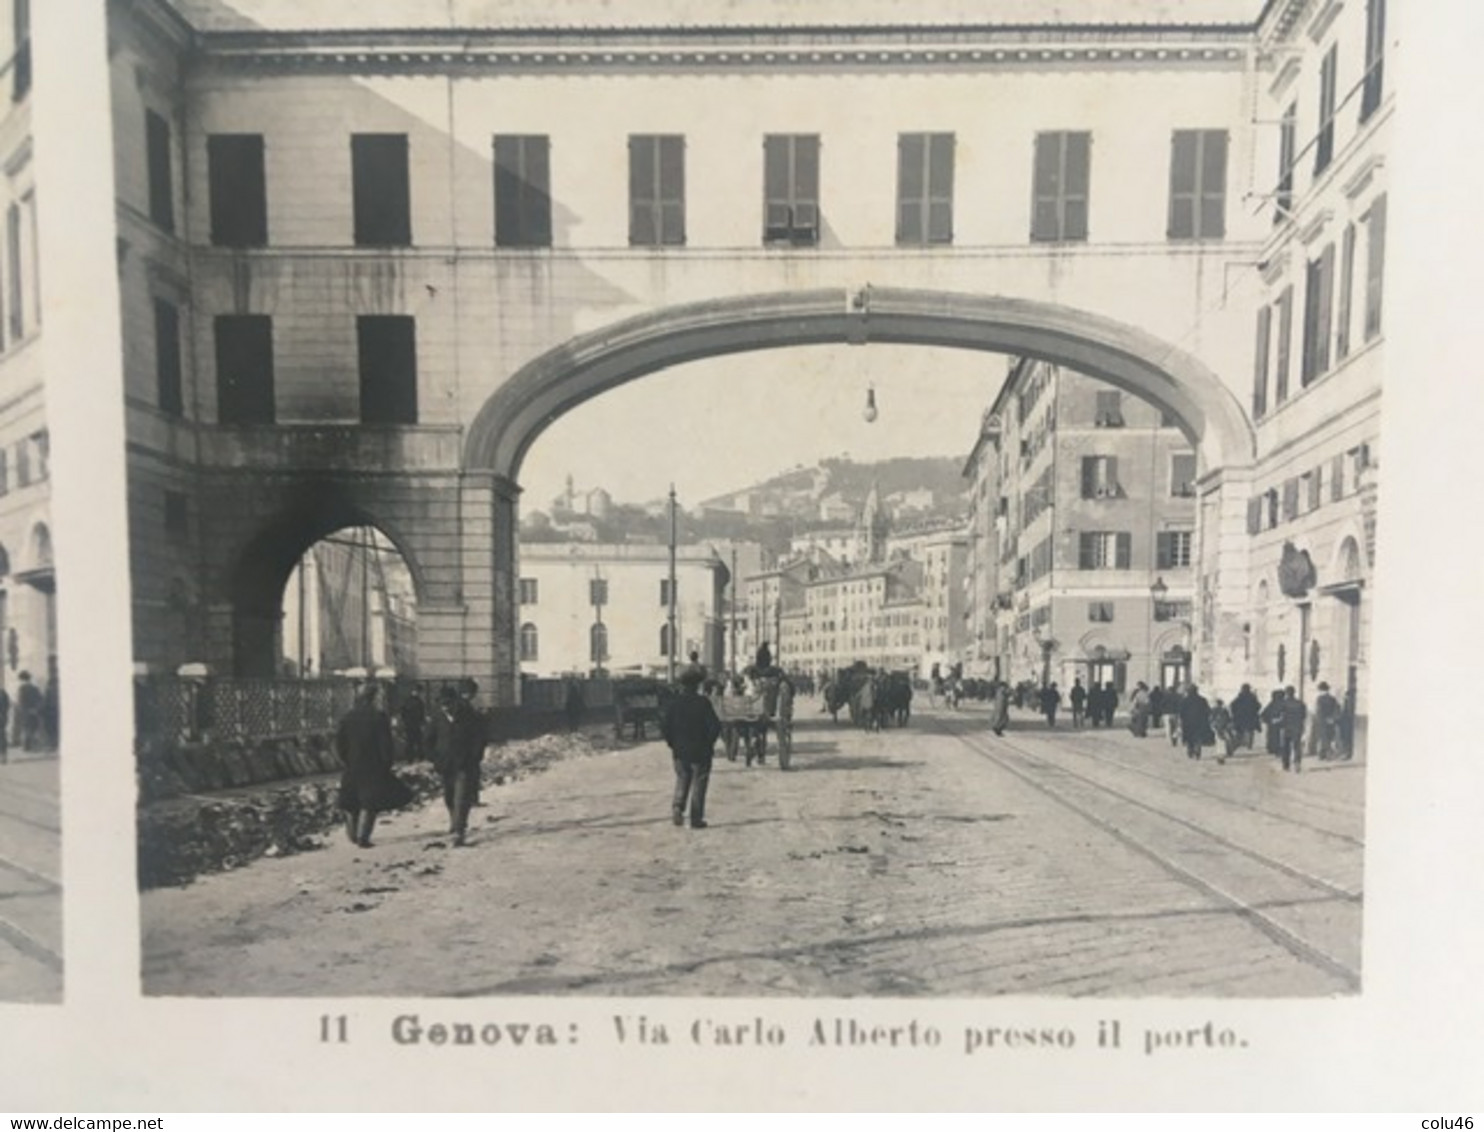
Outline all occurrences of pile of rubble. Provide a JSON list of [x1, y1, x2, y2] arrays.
[[137, 730, 606, 889]]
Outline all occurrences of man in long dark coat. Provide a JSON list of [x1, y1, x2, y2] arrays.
[[1230, 683, 1262, 751], [336, 682, 410, 848], [431, 684, 485, 846], [660, 667, 722, 828], [1179, 683, 1214, 760]]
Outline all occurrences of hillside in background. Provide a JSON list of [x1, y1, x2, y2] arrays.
[[522, 454, 968, 555]]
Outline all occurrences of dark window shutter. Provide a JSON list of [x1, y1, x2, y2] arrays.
[[208, 135, 268, 247], [214, 315, 274, 425], [495, 135, 552, 248], [1200, 130, 1228, 239], [358, 316, 418, 425], [1156, 532, 1172, 570], [1078, 533, 1094, 570], [352, 134, 411, 247], [1316, 242, 1335, 374], [897, 133, 924, 245], [1365, 194, 1387, 340], [1115, 532, 1132, 570], [1063, 132, 1090, 240], [1107, 456, 1120, 494], [1031, 133, 1060, 241], [146, 110, 174, 232], [1247, 497, 1263, 535], [154, 299, 183, 417], [1081, 456, 1096, 498], [5, 203, 20, 340], [1168, 130, 1197, 239], [1275, 288, 1293, 402]]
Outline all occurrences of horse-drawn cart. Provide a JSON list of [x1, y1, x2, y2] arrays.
[[613, 677, 667, 741], [715, 681, 793, 769]]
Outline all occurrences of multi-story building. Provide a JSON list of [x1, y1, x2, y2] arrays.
[[1242, 0, 1388, 745], [793, 558, 925, 680], [0, 0, 52, 710], [516, 542, 727, 678], [887, 522, 969, 676], [970, 359, 1198, 694]]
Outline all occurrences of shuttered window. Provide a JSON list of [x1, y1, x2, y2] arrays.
[[1274, 287, 1294, 404], [352, 134, 411, 247], [357, 316, 418, 425], [1301, 242, 1335, 385], [214, 315, 274, 425], [763, 135, 820, 246], [1078, 531, 1131, 570], [1156, 530, 1193, 570], [1252, 304, 1272, 419], [1167, 129, 1227, 240], [155, 299, 183, 417], [1364, 194, 1387, 341], [494, 135, 552, 248], [1315, 45, 1338, 176], [629, 135, 684, 247], [208, 135, 268, 247], [146, 110, 174, 232], [1032, 131, 1090, 242], [897, 133, 954, 246], [1274, 103, 1296, 224], [1361, 0, 1386, 122], [1336, 223, 1356, 361]]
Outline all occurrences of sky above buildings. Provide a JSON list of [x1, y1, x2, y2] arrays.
[[518, 344, 1005, 512], [176, 0, 1267, 33]]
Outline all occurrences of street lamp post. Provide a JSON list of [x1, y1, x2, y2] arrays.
[[1149, 575, 1167, 687]]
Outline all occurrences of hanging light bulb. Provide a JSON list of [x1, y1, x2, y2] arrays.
[[863, 385, 878, 424]]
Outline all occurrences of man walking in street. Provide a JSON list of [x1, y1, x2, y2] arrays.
[[1280, 686, 1308, 773], [1040, 682, 1062, 729], [990, 680, 1010, 737], [1179, 683, 1213, 760], [1261, 688, 1287, 759], [1312, 681, 1341, 760], [1231, 683, 1262, 752], [660, 666, 722, 829], [1069, 678, 1087, 729], [431, 684, 485, 846]]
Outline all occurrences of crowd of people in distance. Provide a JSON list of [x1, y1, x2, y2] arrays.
[[1003, 673, 1351, 771], [0, 664, 60, 763]]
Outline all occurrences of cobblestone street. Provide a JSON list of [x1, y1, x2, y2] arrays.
[[0, 753, 62, 1002], [141, 703, 1364, 998]]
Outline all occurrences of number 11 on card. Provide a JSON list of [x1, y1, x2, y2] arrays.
[[320, 1014, 350, 1043]]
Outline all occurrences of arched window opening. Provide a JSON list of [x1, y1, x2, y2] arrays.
[[520, 622, 539, 662]]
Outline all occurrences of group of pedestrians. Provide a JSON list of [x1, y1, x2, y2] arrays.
[[0, 667, 59, 763], [335, 679, 488, 849], [1067, 678, 1120, 729]]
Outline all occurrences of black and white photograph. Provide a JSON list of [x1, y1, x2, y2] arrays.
[[0, 0, 60, 1006], [107, 0, 1387, 1004]]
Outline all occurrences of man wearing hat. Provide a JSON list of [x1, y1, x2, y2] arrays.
[[430, 683, 485, 846], [1312, 681, 1341, 761], [660, 666, 723, 829]]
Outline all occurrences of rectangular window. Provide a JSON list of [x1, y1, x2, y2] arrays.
[[1361, 0, 1386, 122], [1171, 454, 1198, 498], [214, 315, 275, 425], [1266, 488, 1280, 530], [1087, 602, 1114, 623], [351, 134, 411, 247], [1156, 530, 1193, 569], [1315, 45, 1338, 177], [1301, 243, 1336, 385], [208, 134, 268, 248], [629, 135, 684, 247], [897, 132, 954, 246], [1154, 599, 1194, 623], [1252, 303, 1272, 419], [1306, 467, 1324, 511], [154, 299, 183, 417], [15, 439, 28, 487], [763, 134, 821, 246], [31, 430, 45, 481], [660, 578, 678, 606], [11, 0, 29, 102], [1167, 129, 1227, 240], [1031, 131, 1090, 242], [1247, 496, 1263, 536], [1274, 287, 1294, 404], [1080, 456, 1121, 499], [146, 109, 174, 233], [589, 578, 608, 607], [164, 490, 188, 539], [1275, 103, 1296, 224], [6, 203, 20, 340], [1331, 453, 1346, 501], [494, 135, 552, 248], [1282, 477, 1301, 521], [1336, 222, 1356, 361], [1364, 194, 1387, 341], [519, 578, 538, 605], [1094, 390, 1124, 427], [357, 315, 418, 425], [1077, 531, 1131, 570]]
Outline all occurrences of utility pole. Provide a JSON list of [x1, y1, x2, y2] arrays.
[[728, 545, 737, 675], [297, 551, 306, 680], [667, 484, 678, 683], [360, 527, 371, 670]]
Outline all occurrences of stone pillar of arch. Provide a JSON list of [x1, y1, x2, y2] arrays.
[[1196, 464, 1255, 696]]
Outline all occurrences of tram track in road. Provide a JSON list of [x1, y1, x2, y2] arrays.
[[941, 720, 1362, 992], [0, 855, 61, 974], [1040, 734, 1363, 848]]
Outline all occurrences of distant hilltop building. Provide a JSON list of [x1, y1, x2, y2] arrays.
[[552, 475, 612, 521]]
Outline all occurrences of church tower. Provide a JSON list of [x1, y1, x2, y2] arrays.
[[856, 483, 890, 565]]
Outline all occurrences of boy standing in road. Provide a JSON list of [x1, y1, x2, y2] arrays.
[[661, 667, 722, 829]]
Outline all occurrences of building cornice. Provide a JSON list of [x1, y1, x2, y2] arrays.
[[188, 27, 1251, 79]]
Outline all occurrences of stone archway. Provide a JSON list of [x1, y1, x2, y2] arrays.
[[462, 287, 1257, 703]]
